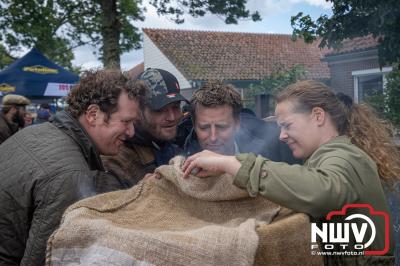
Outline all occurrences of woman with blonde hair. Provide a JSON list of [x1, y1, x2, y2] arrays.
[[182, 80, 398, 264]]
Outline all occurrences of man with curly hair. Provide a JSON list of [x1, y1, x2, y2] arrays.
[[0, 69, 146, 265]]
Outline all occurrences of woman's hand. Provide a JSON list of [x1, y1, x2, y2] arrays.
[[182, 150, 241, 178]]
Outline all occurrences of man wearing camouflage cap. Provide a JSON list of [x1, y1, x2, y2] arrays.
[[0, 94, 30, 145], [102, 68, 187, 187]]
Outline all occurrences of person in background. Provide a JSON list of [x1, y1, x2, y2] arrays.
[[34, 103, 52, 124], [183, 80, 398, 264], [102, 68, 187, 187], [0, 94, 30, 145], [0, 69, 146, 265], [183, 81, 298, 164], [23, 112, 34, 127]]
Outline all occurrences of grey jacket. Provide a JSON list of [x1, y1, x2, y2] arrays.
[[0, 111, 104, 265]]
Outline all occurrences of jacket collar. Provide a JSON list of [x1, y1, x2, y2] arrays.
[[183, 128, 202, 156], [305, 135, 350, 164], [50, 111, 104, 171], [325, 135, 351, 144]]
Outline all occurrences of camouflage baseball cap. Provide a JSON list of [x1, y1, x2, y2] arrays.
[[138, 68, 187, 110]]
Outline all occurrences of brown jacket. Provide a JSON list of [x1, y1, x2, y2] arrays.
[[101, 142, 157, 188], [0, 114, 18, 145]]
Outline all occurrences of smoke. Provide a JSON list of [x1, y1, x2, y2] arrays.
[[77, 171, 99, 199], [183, 112, 298, 164], [236, 113, 299, 164]]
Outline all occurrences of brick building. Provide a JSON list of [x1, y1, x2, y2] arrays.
[[323, 35, 392, 103], [132, 28, 330, 100]]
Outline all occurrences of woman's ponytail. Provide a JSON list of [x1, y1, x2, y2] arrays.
[[346, 103, 400, 183]]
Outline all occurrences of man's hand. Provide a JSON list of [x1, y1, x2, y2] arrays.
[[143, 173, 161, 180]]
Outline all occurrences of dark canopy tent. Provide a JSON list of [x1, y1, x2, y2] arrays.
[[0, 48, 79, 100]]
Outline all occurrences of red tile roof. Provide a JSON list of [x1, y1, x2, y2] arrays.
[[125, 62, 144, 79], [143, 28, 330, 81], [326, 35, 379, 56]]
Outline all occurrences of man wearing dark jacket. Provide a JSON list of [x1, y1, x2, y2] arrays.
[[102, 68, 187, 187], [0, 69, 145, 265], [183, 82, 299, 164], [0, 94, 30, 145]]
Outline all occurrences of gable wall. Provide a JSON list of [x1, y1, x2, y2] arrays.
[[327, 56, 380, 98], [143, 34, 192, 93]]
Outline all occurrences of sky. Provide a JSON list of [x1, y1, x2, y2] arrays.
[[72, 0, 333, 71]]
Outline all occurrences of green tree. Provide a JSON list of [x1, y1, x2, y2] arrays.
[[290, 0, 400, 66], [385, 66, 400, 127], [0, 0, 143, 69], [0, 44, 15, 70], [291, 1, 400, 128], [244, 64, 308, 114], [0, 0, 260, 69]]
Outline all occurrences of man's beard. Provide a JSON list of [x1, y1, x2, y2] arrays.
[[12, 110, 25, 128], [138, 118, 177, 142]]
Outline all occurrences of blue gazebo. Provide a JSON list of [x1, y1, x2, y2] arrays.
[[0, 48, 79, 99]]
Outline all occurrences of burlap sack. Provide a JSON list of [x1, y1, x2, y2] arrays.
[[46, 156, 322, 266]]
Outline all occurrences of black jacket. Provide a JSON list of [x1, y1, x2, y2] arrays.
[[0, 111, 105, 265]]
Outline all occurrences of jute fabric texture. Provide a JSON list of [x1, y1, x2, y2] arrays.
[[46, 156, 322, 266]]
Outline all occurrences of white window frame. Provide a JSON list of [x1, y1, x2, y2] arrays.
[[352, 67, 393, 103]]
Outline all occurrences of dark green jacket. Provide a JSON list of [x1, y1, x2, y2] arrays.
[[0, 111, 105, 265], [234, 136, 394, 263]]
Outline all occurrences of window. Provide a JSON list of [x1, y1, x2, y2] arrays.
[[352, 67, 393, 108], [357, 74, 383, 102]]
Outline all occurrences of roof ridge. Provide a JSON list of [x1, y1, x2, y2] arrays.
[[325, 35, 378, 56], [142, 27, 293, 37], [141, 28, 330, 81]]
